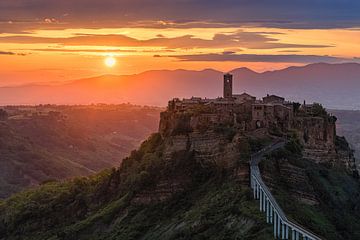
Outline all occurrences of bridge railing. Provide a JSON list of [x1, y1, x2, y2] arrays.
[[250, 142, 322, 240]]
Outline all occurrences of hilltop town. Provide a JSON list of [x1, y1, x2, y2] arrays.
[[160, 74, 340, 155]]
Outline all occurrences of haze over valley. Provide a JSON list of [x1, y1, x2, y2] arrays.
[[1, 63, 359, 110], [0, 104, 160, 198]]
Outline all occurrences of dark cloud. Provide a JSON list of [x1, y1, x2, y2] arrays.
[[0, 31, 332, 49], [164, 52, 358, 63], [0, 51, 15, 55], [20, 48, 175, 53], [0, 50, 26, 56], [0, 0, 359, 33], [23, 48, 138, 53]]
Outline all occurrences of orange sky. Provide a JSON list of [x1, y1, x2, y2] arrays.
[[0, 1, 359, 86]]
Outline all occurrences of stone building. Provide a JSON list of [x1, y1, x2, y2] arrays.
[[163, 73, 335, 147], [263, 94, 285, 104], [167, 73, 294, 131]]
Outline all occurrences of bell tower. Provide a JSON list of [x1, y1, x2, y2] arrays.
[[223, 73, 233, 99]]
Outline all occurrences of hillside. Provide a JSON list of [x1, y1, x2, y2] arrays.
[[0, 103, 359, 239], [0, 63, 360, 109], [260, 138, 360, 240], [0, 104, 160, 198], [0, 132, 276, 240]]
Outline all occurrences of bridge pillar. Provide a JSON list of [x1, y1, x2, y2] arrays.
[[274, 213, 277, 239], [260, 188, 263, 211], [253, 179, 256, 199], [264, 196, 267, 212], [250, 174, 255, 189], [266, 199, 269, 223], [291, 229, 295, 240], [277, 215, 281, 237], [254, 182, 257, 198], [285, 225, 289, 239]]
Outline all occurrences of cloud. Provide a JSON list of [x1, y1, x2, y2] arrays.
[[277, 50, 302, 53], [0, 51, 15, 55], [0, 31, 332, 50], [0, 50, 27, 56], [0, 0, 359, 33], [24, 48, 138, 53], [163, 52, 358, 63]]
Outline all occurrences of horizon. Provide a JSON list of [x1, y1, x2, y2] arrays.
[[0, 61, 360, 110], [1, 61, 358, 88], [1, 1, 360, 86]]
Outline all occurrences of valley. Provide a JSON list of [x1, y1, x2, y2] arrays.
[[0, 104, 161, 198]]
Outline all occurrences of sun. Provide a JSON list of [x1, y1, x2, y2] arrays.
[[104, 56, 116, 67]]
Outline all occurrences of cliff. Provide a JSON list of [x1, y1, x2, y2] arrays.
[[160, 103, 356, 173], [260, 140, 360, 240], [0, 105, 359, 240]]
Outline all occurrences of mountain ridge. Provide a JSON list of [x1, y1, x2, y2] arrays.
[[1, 62, 360, 109]]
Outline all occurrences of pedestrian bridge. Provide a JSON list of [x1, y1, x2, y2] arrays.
[[250, 141, 322, 240]]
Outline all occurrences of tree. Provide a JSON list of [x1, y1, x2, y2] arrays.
[[312, 103, 328, 117]]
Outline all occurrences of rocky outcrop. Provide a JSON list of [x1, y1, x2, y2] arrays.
[[151, 105, 357, 206], [293, 116, 336, 150], [132, 178, 188, 204], [262, 159, 319, 205], [163, 132, 235, 165]]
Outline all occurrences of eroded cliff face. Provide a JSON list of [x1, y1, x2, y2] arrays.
[[142, 107, 357, 205], [132, 110, 263, 204], [262, 158, 319, 205], [293, 116, 336, 150], [160, 107, 355, 170], [289, 111, 358, 174], [131, 130, 254, 204], [163, 132, 238, 166]]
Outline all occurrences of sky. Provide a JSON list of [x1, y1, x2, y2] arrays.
[[0, 0, 359, 86]]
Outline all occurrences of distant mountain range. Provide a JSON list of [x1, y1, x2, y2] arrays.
[[1, 62, 360, 109]]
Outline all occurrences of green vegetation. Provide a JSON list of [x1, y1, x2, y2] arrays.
[[1, 110, 360, 240], [0, 104, 161, 198], [0, 132, 274, 240], [312, 103, 328, 117], [261, 139, 360, 240]]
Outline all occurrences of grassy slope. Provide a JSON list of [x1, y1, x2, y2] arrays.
[[0, 133, 273, 240]]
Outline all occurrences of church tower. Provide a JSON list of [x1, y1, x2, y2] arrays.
[[223, 73, 233, 99]]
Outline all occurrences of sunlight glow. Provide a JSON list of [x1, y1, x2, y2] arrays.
[[104, 56, 116, 67]]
